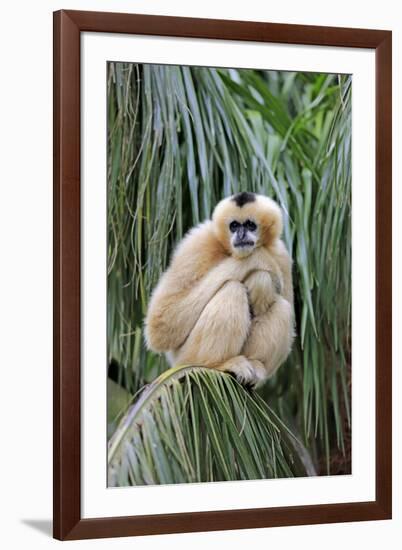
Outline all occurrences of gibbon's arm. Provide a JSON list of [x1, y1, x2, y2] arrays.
[[145, 222, 263, 353], [269, 239, 294, 306]]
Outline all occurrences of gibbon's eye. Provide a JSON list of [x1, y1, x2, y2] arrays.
[[229, 221, 240, 233], [244, 220, 257, 232]]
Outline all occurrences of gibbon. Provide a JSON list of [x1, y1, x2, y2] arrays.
[[144, 192, 294, 387]]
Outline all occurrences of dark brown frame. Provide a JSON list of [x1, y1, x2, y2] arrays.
[[53, 9, 392, 541]]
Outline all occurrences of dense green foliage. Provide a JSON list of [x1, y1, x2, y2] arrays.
[[107, 62, 351, 481]]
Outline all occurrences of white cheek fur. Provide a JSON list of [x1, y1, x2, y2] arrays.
[[230, 232, 257, 258], [230, 231, 257, 246]]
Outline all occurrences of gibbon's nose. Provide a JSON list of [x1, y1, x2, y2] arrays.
[[237, 226, 246, 240]]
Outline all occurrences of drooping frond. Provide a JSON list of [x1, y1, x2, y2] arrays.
[[108, 366, 313, 485]]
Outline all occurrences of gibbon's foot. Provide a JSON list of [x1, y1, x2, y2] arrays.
[[218, 356, 266, 389]]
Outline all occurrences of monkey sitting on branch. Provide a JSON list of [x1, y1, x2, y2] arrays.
[[144, 192, 294, 388]]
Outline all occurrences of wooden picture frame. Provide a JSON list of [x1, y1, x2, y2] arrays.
[[53, 9, 392, 540]]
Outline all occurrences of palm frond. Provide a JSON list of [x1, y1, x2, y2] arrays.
[[108, 366, 312, 486]]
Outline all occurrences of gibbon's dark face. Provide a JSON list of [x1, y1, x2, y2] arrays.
[[229, 218, 258, 257]]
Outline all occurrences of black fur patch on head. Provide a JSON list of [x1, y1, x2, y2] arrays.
[[232, 191, 256, 208]]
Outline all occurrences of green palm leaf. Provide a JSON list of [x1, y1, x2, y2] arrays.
[[108, 366, 312, 486]]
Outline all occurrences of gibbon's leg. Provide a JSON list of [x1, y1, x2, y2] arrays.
[[146, 258, 268, 353], [173, 280, 251, 366], [241, 296, 294, 382]]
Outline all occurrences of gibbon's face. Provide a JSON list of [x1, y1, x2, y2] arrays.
[[212, 192, 283, 259], [228, 218, 258, 257]]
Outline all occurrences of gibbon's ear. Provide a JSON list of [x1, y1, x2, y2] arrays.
[[256, 196, 283, 246]]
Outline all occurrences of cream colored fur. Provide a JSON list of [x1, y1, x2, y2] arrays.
[[144, 193, 294, 387]]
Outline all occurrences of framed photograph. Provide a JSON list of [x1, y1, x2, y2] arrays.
[[53, 10, 392, 540]]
